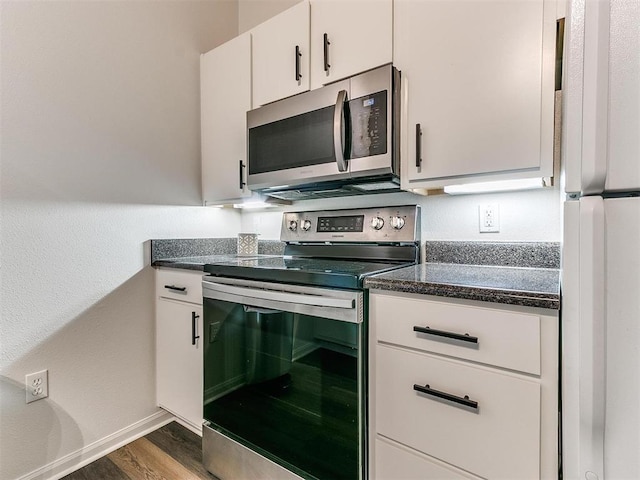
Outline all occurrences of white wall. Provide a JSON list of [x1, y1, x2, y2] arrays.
[[0, 2, 240, 479], [241, 188, 562, 242], [239, 0, 301, 33]]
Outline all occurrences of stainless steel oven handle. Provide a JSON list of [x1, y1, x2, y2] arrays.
[[334, 89, 348, 172], [203, 281, 355, 310]]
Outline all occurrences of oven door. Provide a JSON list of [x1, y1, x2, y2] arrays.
[[202, 276, 365, 480]]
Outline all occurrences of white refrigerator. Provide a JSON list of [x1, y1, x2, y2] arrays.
[[562, 0, 640, 479]]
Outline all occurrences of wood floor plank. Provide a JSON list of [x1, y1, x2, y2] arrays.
[[108, 437, 200, 480], [62, 422, 218, 480], [62, 456, 129, 480], [146, 423, 217, 479]]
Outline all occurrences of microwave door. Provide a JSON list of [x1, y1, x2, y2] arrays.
[[247, 79, 351, 192]]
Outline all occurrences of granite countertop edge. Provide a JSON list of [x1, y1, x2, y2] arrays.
[[153, 259, 207, 271], [365, 277, 559, 309], [364, 263, 560, 310], [155, 258, 560, 310]]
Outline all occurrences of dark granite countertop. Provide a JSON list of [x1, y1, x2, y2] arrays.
[[364, 263, 560, 310], [150, 238, 286, 271], [153, 254, 278, 271], [151, 239, 560, 309]]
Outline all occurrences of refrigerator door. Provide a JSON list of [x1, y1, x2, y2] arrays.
[[604, 196, 640, 478], [564, 0, 640, 195], [606, 0, 640, 192], [562, 197, 606, 480], [564, 0, 610, 195]]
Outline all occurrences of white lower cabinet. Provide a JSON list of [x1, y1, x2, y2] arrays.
[[369, 291, 559, 479], [156, 268, 203, 433], [377, 346, 540, 479], [376, 437, 481, 480]]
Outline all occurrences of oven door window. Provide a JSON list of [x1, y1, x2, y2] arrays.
[[203, 297, 362, 480]]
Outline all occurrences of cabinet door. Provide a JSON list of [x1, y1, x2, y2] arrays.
[[310, 0, 392, 90], [396, 0, 556, 188], [201, 33, 252, 204], [157, 299, 203, 430], [252, 1, 310, 107]]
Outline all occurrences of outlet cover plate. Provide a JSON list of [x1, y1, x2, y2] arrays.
[[25, 369, 48, 404], [479, 204, 500, 233]]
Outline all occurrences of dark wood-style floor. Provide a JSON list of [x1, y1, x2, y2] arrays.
[[63, 422, 218, 480]]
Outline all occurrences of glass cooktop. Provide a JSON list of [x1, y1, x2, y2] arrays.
[[203, 256, 411, 289]]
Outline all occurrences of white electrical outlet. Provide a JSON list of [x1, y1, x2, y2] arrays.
[[479, 204, 500, 233], [25, 369, 48, 403]]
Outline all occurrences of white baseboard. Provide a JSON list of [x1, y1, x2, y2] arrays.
[[18, 409, 175, 480]]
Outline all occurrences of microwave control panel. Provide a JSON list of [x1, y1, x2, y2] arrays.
[[281, 205, 419, 243], [349, 90, 388, 159]]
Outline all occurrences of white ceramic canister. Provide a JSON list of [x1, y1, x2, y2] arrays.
[[237, 233, 259, 256]]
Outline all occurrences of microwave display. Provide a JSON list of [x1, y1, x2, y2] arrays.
[[349, 90, 387, 159]]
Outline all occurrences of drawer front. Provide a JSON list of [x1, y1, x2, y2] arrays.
[[371, 293, 541, 375], [156, 268, 203, 305], [375, 437, 480, 480], [376, 345, 540, 479]]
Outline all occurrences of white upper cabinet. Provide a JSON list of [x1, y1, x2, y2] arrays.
[[201, 33, 253, 204], [252, 1, 310, 107], [396, 0, 556, 190], [310, 0, 392, 90]]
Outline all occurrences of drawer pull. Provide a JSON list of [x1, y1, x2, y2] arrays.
[[413, 383, 479, 410], [413, 325, 478, 344], [164, 285, 187, 292]]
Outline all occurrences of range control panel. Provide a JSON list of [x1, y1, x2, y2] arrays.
[[280, 205, 420, 243]]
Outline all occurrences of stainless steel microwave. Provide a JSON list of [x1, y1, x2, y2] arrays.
[[247, 64, 400, 200]]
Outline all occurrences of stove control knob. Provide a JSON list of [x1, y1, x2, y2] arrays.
[[288, 220, 298, 231], [370, 216, 385, 230], [301, 219, 312, 231], [391, 216, 406, 230]]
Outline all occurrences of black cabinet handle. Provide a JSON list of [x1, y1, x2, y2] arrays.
[[164, 285, 186, 292], [415, 124, 422, 167], [295, 45, 302, 82], [413, 383, 478, 410], [413, 325, 478, 344], [323, 33, 330, 72], [192, 312, 200, 345], [239, 160, 246, 190]]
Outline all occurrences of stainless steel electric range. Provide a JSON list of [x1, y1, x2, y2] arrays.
[[201, 205, 420, 480]]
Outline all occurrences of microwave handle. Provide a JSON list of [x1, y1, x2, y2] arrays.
[[334, 89, 348, 172]]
